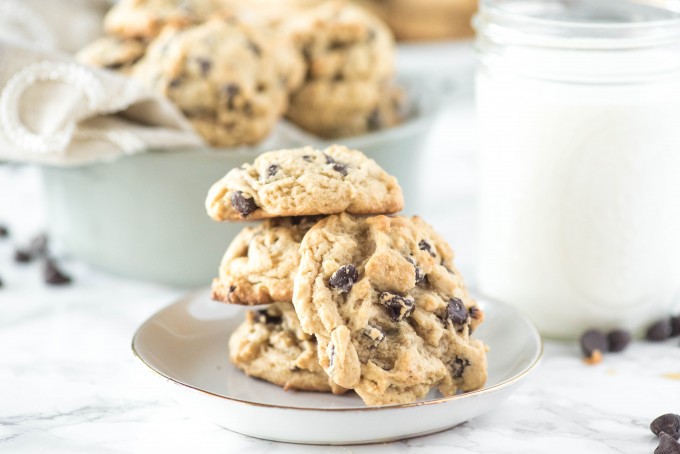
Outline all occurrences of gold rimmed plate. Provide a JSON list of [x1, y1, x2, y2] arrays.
[[132, 289, 542, 445]]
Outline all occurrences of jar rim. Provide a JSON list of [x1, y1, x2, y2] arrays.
[[476, 0, 680, 49]]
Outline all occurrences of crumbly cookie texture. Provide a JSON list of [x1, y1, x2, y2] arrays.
[[104, 0, 224, 39], [131, 17, 288, 147], [206, 145, 403, 221], [76, 36, 147, 74], [212, 217, 319, 305], [287, 82, 405, 138], [229, 302, 346, 393], [293, 213, 487, 406], [282, 1, 394, 82]]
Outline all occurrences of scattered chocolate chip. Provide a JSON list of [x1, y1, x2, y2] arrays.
[[256, 82, 267, 92], [447, 298, 468, 325], [405, 257, 425, 284], [229, 285, 236, 292], [197, 58, 211, 76], [367, 109, 382, 131], [302, 155, 314, 162], [646, 319, 672, 341], [606, 329, 631, 353], [329, 264, 358, 293], [670, 315, 680, 338], [652, 414, 680, 439], [230, 191, 258, 218], [332, 163, 348, 176], [267, 164, 280, 178], [418, 240, 436, 257], [469, 306, 482, 320], [0, 225, 9, 237], [656, 432, 680, 454], [224, 83, 240, 110], [580, 329, 607, 364], [43, 258, 71, 286], [256, 309, 282, 325], [247, 40, 261, 56], [380, 292, 415, 322], [14, 249, 32, 263], [452, 357, 470, 379], [324, 154, 336, 164]]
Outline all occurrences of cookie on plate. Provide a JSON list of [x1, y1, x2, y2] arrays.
[[287, 82, 405, 139], [104, 0, 225, 39], [212, 217, 319, 305], [76, 36, 147, 74], [293, 213, 487, 406], [205, 145, 404, 221], [131, 17, 288, 147], [229, 302, 346, 393]]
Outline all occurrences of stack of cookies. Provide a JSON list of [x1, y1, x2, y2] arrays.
[[205, 144, 488, 406], [76, 0, 405, 146]]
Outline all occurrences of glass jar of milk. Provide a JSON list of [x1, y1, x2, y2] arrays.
[[475, 0, 680, 338]]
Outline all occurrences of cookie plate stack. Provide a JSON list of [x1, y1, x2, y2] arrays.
[[205, 144, 487, 406]]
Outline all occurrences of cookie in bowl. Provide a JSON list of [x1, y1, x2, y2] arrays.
[[292, 213, 488, 406], [205, 145, 404, 221], [230, 302, 347, 393], [132, 17, 290, 147]]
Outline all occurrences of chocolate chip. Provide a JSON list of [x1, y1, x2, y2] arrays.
[[14, 249, 32, 263], [247, 40, 261, 57], [363, 325, 384, 346], [380, 292, 415, 322], [256, 309, 282, 325], [652, 414, 680, 439], [223, 83, 240, 110], [43, 258, 71, 286], [329, 264, 358, 293], [670, 315, 680, 337], [469, 306, 482, 320], [580, 329, 607, 362], [267, 164, 280, 178], [405, 257, 425, 284], [446, 298, 468, 325], [333, 72, 344, 82], [324, 154, 336, 164], [606, 329, 631, 353], [169, 78, 182, 88], [302, 155, 313, 162], [452, 357, 470, 379], [367, 109, 382, 131], [324, 154, 348, 175], [230, 191, 258, 218], [656, 432, 680, 454], [419, 240, 436, 257], [197, 58, 211, 76], [0, 225, 9, 237], [328, 40, 348, 51], [646, 319, 672, 341]]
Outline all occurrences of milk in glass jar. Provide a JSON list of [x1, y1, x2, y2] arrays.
[[475, 0, 680, 338]]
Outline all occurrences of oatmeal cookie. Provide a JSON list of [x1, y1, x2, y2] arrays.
[[76, 36, 147, 74], [212, 217, 319, 305], [205, 145, 403, 221], [292, 213, 487, 406], [229, 302, 346, 393]]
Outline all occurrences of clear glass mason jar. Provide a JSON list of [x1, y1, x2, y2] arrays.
[[474, 0, 680, 338]]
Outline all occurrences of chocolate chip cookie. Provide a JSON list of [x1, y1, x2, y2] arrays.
[[131, 17, 288, 147], [205, 145, 404, 221], [104, 0, 225, 39], [76, 36, 147, 74], [287, 81, 405, 138], [212, 217, 319, 305], [229, 302, 346, 393], [293, 213, 487, 406]]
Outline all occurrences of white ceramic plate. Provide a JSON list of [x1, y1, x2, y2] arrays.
[[132, 290, 543, 445]]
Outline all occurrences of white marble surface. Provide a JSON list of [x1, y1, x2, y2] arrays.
[[1, 44, 680, 453]]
